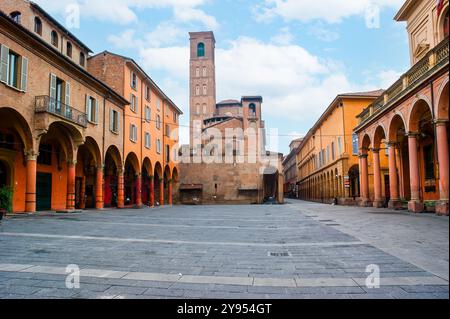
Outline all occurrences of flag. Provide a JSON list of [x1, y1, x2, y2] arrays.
[[437, 0, 445, 17]]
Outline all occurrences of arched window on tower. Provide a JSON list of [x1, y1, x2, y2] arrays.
[[195, 85, 200, 96], [66, 42, 72, 58], [10, 11, 21, 24], [197, 42, 205, 57], [249, 103, 256, 117], [202, 104, 207, 114], [34, 17, 42, 35], [80, 52, 86, 67], [196, 104, 200, 115], [196, 67, 200, 77], [203, 85, 207, 95], [51, 31, 59, 47], [203, 67, 207, 77]]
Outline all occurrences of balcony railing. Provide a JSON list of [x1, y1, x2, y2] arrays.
[[357, 36, 449, 127], [35, 95, 87, 128]]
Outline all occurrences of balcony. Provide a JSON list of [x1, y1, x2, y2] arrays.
[[35, 96, 87, 128], [357, 36, 449, 127]]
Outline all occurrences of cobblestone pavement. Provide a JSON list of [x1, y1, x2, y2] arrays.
[[0, 201, 448, 299]]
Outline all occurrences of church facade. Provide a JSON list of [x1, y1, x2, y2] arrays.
[[178, 31, 283, 205]]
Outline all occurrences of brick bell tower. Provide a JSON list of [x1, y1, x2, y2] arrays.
[[189, 31, 216, 146]]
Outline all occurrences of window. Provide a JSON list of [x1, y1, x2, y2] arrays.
[[156, 139, 161, 154], [145, 106, 151, 122], [202, 67, 207, 77], [66, 42, 72, 58], [326, 146, 330, 163], [145, 85, 151, 101], [249, 103, 256, 117], [337, 137, 343, 155], [195, 85, 200, 96], [331, 142, 335, 160], [202, 85, 207, 96], [165, 145, 170, 163], [110, 109, 120, 133], [202, 104, 207, 115], [51, 31, 58, 47], [79, 52, 85, 67], [165, 124, 170, 137], [86, 95, 98, 123], [166, 104, 169, 117], [49, 74, 70, 115], [130, 94, 138, 113], [130, 71, 137, 89], [130, 124, 137, 142], [156, 97, 161, 110], [352, 134, 359, 155], [10, 12, 21, 24], [0, 46, 28, 92], [195, 67, 200, 77], [196, 104, 200, 115], [34, 17, 42, 35], [145, 132, 151, 149], [197, 42, 205, 57], [156, 115, 161, 129], [173, 112, 178, 123]]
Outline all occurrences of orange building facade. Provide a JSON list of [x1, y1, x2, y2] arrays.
[[354, 0, 449, 215], [295, 91, 384, 205], [0, 1, 182, 213], [88, 52, 183, 208]]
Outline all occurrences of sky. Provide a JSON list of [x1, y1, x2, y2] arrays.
[[34, 0, 411, 155]]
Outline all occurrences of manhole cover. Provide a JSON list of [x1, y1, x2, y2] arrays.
[[268, 252, 291, 257]]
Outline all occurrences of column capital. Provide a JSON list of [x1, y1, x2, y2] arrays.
[[358, 154, 368, 159], [24, 149, 39, 161], [435, 119, 449, 126], [67, 159, 77, 166], [372, 148, 380, 154], [406, 131, 420, 137], [387, 141, 398, 147]]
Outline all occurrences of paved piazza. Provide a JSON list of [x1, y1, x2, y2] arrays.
[[0, 201, 448, 299]]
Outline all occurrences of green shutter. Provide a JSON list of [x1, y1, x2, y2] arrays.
[[0, 45, 9, 83], [20, 56, 28, 92]]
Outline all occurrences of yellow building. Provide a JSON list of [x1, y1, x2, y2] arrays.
[[296, 90, 386, 205]]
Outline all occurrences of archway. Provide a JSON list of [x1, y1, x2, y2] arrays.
[[436, 80, 449, 214], [124, 152, 140, 206], [104, 145, 122, 208], [142, 158, 153, 206], [75, 137, 101, 209], [348, 165, 360, 199], [164, 165, 172, 205], [389, 114, 410, 201], [36, 121, 81, 211], [263, 166, 279, 203], [154, 162, 163, 205], [409, 99, 438, 203], [373, 125, 389, 204]]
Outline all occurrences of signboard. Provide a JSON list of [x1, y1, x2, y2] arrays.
[[344, 175, 350, 189]]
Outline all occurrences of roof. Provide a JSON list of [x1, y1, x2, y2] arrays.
[[340, 89, 385, 97], [394, 0, 415, 21], [90, 51, 183, 115], [0, 11, 128, 107], [30, 1, 92, 53], [189, 31, 216, 43], [217, 99, 241, 106], [242, 96, 263, 102]]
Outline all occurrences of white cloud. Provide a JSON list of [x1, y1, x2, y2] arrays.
[[377, 69, 403, 89], [270, 27, 294, 45], [308, 23, 340, 42], [33, 0, 217, 28], [254, 0, 404, 24]]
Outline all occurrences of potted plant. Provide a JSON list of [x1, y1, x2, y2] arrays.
[[0, 186, 13, 220]]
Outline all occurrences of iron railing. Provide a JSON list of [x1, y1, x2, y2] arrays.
[[35, 95, 87, 128], [357, 36, 449, 127]]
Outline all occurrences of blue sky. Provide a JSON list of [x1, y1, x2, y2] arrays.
[[35, 0, 411, 155]]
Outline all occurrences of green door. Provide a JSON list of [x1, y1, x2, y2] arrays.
[[36, 172, 52, 211]]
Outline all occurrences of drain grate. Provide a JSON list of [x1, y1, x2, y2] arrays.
[[268, 252, 291, 257]]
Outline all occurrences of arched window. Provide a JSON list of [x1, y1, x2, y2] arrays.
[[10, 11, 21, 24], [66, 42, 72, 58], [249, 103, 256, 116], [195, 85, 200, 96], [202, 104, 207, 114], [195, 67, 200, 77], [80, 52, 85, 67], [202, 85, 207, 95], [196, 104, 200, 115], [34, 17, 42, 35], [197, 42, 205, 57], [203, 67, 207, 77], [51, 31, 58, 47]]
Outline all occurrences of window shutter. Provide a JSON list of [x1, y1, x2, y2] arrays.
[[135, 96, 138, 113], [20, 56, 28, 92], [95, 99, 99, 123], [65, 81, 70, 106], [110, 108, 114, 131], [117, 111, 121, 134], [86, 95, 91, 122], [130, 93, 133, 111], [0, 45, 9, 83], [49, 73, 57, 110], [129, 124, 133, 141]]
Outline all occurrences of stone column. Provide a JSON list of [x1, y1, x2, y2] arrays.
[[95, 166, 104, 210], [135, 173, 142, 208], [25, 151, 38, 213], [407, 133, 424, 213], [117, 169, 125, 209], [149, 176, 155, 206], [436, 121, 449, 215], [359, 154, 371, 206], [159, 178, 164, 206], [372, 149, 383, 208], [66, 160, 76, 211], [388, 142, 402, 209]]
